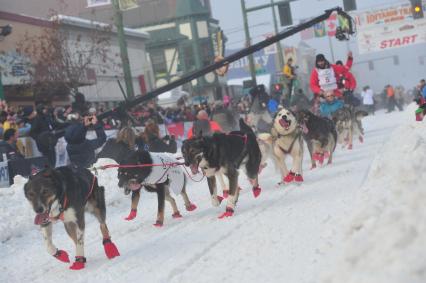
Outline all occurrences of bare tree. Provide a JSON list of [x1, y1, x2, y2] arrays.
[[15, 9, 120, 101]]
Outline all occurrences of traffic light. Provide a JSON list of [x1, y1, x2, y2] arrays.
[[277, 2, 293, 26], [343, 0, 357, 12], [272, 83, 283, 95], [411, 0, 424, 19]]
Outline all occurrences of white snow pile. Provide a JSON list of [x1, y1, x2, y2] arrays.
[[0, 175, 33, 243], [322, 115, 426, 283]]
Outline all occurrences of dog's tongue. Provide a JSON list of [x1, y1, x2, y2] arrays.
[[279, 119, 290, 129], [302, 124, 309, 134], [34, 212, 50, 225], [190, 165, 199, 175]]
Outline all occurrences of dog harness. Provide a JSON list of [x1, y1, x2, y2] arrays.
[[49, 175, 97, 222], [142, 152, 184, 195], [276, 131, 302, 154]]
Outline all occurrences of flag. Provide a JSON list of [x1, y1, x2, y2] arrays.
[[314, 22, 326, 37], [338, 15, 350, 31], [300, 27, 314, 40], [326, 13, 337, 37], [119, 0, 138, 10]]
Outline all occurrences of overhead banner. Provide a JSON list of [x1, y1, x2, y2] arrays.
[[357, 18, 426, 54], [352, 3, 414, 29]]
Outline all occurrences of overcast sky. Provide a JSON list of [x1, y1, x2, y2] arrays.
[[210, 0, 409, 60]]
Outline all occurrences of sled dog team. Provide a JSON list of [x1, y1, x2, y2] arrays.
[[23, 107, 367, 270]]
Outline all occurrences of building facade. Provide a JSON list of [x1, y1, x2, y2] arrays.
[[0, 10, 153, 106], [1, 0, 223, 102]]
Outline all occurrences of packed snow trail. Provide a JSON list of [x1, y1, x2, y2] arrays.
[[0, 108, 420, 283]]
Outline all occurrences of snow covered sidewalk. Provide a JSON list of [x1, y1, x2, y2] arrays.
[[0, 106, 424, 283]]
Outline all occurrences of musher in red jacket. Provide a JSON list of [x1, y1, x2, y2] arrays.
[[310, 52, 353, 98], [310, 52, 353, 113]]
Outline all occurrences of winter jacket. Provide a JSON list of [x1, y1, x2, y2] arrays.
[[361, 89, 374, 105], [29, 113, 55, 140], [0, 141, 24, 161], [422, 86, 426, 100], [65, 122, 106, 168], [319, 99, 344, 118]]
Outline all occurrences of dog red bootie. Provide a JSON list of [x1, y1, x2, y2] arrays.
[[283, 171, 296, 183], [222, 190, 229, 198], [218, 207, 234, 219], [252, 186, 261, 198], [69, 256, 86, 270], [359, 136, 364, 143], [153, 220, 163, 227], [186, 203, 197, 211], [217, 195, 224, 204], [103, 238, 120, 259], [124, 209, 137, 221], [54, 249, 70, 263], [172, 211, 183, 218], [348, 144, 353, 150], [294, 174, 304, 183]]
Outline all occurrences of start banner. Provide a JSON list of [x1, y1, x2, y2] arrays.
[[357, 18, 426, 54]]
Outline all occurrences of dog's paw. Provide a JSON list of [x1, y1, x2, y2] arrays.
[[186, 203, 197, 211], [252, 186, 261, 198], [69, 256, 86, 270], [103, 238, 120, 259], [53, 249, 70, 263], [153, 220, 163, 227], [218, 207, 234, 219], [294, 174, 304, 183], [283, 172, 295, 183], [211, 196, 223, 207], [124, 209, 137, 221], [222, 190, 229, 199]]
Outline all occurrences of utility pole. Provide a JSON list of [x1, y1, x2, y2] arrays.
[[271, 0, 285, 70], [240, 0, 257, 86], [112, 0, 135, 98]]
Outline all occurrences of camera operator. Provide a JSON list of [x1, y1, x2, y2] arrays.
[[64, 114, 106, 168]]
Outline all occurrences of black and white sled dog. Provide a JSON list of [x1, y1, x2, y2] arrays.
[[332, 106, 368, 150], [181, 119, 262, 218], [297, 109, 337, 169], [96, 141, 196, 223], [23, 166, 120, 270], [257, 107, 304, 184], [116, 150, 196, 226]]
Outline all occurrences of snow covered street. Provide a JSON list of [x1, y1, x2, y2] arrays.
[[1, 105, 425, 283]]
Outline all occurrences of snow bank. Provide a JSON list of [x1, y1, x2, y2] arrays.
[[0, 175, 34, 243], [322, 104, 426, 283]]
